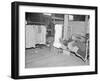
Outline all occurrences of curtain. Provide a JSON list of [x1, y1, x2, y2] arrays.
[[25, 25, 37, 48], [53, 24, 63, 48], [25, 25, 46, 48]]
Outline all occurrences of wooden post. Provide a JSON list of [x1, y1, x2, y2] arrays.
[[63, 15, 69, 40]]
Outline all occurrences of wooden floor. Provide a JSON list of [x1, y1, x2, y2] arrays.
[[25, 46, 89, 68]]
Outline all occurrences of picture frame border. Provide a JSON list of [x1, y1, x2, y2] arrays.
[[11, 1, 98, 79]]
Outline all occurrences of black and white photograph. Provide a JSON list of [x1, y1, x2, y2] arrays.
[[25, 12, 90, 68], [11, 1, 97, 79]]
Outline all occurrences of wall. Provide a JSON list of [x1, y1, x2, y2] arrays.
[[0, 0, 99, 81], [69, 21, 87, 35], [63, 15, 89, 40]]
